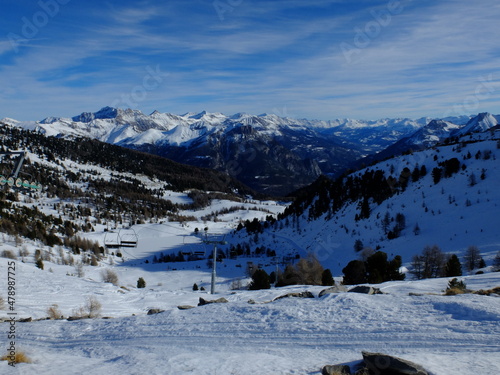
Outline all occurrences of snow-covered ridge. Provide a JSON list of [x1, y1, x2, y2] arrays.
[[2, 107, 487, 151], [230, 129, 500, 276]]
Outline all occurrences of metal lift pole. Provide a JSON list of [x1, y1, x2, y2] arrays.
[[200, 233, 227, 294], [211, 243, 217, 294], [10, 151, 26, 179]]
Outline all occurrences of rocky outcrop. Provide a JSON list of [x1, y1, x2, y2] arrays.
[[272, 291, 315, 301], [322, 364, 351, 374], [147, 308, 165, 315], [319, 285, 348, 297], [322, 352, 428, 375], [198, 297, 229, 306], [361, 351, 428, 375], [177, 305, 196, 310], [347, 286, 383, 295]]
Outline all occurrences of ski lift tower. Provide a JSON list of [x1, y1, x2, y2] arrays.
[[199, 229, 227, 294]]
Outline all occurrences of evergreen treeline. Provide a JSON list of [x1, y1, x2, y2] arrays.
[[342, 251, 405, 285], [0, 123, 255, 196], [0, 122, 256, 246]]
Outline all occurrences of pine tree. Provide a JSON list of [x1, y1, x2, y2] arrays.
[[468, 173, 477, 187], [137, 277, 146, 288], [413, 223, 421, 235], [321, 269, 335, 286], [420, 165, 427, 177], [366, 251, 388, 284], [388, 255, 405, 281], [353, 239, 364, 252], [478, 257, 486, 269], [359, 197, 370, 220], [432, 167, 442, 184], [342, 260, 367, 285], [192, 283, 199, 291], [395, 213, 406, 233], [381, 212, 391, 234], [445, 254, 462, 277], [411, 166, 421, 182], [249, 269, 271, 290]]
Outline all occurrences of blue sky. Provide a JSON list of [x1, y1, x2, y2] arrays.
[[1, 0, 499, 121]]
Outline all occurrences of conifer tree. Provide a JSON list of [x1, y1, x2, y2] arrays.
[[321, 269, 335, 286], [137, 277, 146, 288], [342, 260, 367, 285], [445, 254, 462, 277], [249, 269, 271, 290]]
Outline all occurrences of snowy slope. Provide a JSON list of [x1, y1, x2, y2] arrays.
[[229, 130, 500, 276], [1, 255, 499, 375], [455, 112, 500, 136]]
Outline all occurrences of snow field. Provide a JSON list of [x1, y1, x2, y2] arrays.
[[2, 263, 499, 374]]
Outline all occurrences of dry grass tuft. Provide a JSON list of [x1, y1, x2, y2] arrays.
[[444, 287, 467, 296], [1, 351, 32, 364], [473, 286, 500, 296]]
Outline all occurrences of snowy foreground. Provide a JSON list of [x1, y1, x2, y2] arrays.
[[2, 254, 499, 375], [0, 197, 499, 375]]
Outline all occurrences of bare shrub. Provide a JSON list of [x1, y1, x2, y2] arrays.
[[465, 245, 481, 272], [0, 296, 5, 310], [1, 250, 17, 260], [359, 246, 375, 262], [296, 253, 324, 285], [85, 296, 102, 318], [42, 250, 51, 261], [47, 304, 63, 320], [14, 235, 23, 247], [90, 254, 99, 266], [230, 278, 243, 290], [75, 262, 85, 278], [420, 245, 445, 278], [101, 269, 119, 286], [18, 245, 29, 259], [73, 296, 102, 319]]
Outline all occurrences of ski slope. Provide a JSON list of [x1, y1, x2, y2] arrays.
[[1, 227, 499, 375]]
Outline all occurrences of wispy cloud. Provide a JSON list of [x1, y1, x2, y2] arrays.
[[1, 0, 499, 120]]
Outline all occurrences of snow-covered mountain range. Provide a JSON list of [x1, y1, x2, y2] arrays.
[[2, 108, 499, 195], [0, 114, 499, 375]]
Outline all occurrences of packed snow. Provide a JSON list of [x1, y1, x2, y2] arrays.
[[1, 188, 499, 374]]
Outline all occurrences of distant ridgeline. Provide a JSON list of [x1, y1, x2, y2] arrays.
[[272, 129, 499, 230], [0, 123, 254, 196]]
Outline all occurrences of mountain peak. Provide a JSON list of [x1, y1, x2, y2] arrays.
[[189, 110, 208, 119], [455, 112, 499, 136], [72, 106, 119, 123]]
